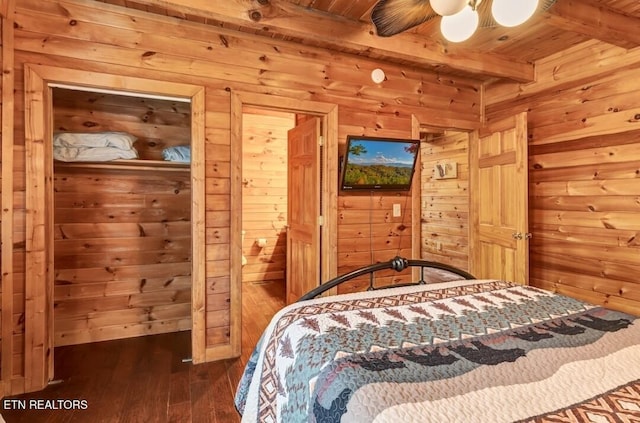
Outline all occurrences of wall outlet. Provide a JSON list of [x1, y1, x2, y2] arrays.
[[392, 204, 401, 217]]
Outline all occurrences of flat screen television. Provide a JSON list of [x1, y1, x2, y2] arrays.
[[340, 135, 420, 191]]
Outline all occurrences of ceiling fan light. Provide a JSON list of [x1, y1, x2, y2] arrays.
[[429, 0, 468, 17], [440, 6, 478, 43], [491, 0, 539, 27]]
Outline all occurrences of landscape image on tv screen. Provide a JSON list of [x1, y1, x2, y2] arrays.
[[341, 137, 419, 190]]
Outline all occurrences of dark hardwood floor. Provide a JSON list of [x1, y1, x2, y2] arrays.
[[1, 281, 286, 423]]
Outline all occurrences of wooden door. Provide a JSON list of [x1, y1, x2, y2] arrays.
[[286, 118, 321, 304], [470, 112, 529, 284]]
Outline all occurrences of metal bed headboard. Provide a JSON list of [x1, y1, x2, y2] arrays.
[[298, 256, 476, 301]]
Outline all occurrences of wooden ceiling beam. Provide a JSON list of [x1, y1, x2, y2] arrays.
[[137, 0, 535, 82], [545, 0, 640, 49]]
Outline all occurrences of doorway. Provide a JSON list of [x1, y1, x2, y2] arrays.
[[229, 92, 338, 356], [238, 106, 295, 351], [240, 109, 323, 303], [239, 107, 296, 293]]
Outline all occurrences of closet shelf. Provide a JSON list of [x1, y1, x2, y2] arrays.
[[54, 159, 190, 172]]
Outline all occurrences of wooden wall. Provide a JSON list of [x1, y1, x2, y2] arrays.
[[485, 40, 640, 316], [0, 11, 4, 392], [241, 109, 294, 284], [53, 165, 192, 345], [336, 191, 415, 293], [52, 88, 192, 160], [420, 131, 470, 270], [1, 0, 23, 394], [0, 0, 482, 395]]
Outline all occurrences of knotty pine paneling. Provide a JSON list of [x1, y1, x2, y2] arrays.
[[53, 164, 192, 346], [336, 191, 415, 294], [241, 109, 294, 284], [0, 12, 5, 392], [420, 131, 470, 271], [53, 88, 191, 161], [485, 41, 640, 316], [3, 0, 482, 395]]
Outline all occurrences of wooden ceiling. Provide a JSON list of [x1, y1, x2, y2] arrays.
[[99, 0, 640, 83]]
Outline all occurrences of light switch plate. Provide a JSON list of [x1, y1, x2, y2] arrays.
[[393, 204, 401, 217]]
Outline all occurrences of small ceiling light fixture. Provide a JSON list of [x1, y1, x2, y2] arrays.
[[429, 0, 467, 17], [371, 68, 386, 83], [491, 0, 539, 27], [441, 4, 479, 43]]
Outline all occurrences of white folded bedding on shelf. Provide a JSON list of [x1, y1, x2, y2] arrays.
[[53, 131, 138, 162]]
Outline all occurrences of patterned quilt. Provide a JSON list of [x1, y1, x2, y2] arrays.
[[234, 279, 640, 423]]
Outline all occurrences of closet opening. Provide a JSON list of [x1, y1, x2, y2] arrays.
[[51, 87, 194, 350], [24, 64, 206, 391]]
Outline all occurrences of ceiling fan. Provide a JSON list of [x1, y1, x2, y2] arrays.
[[371, 0, 558, 42]]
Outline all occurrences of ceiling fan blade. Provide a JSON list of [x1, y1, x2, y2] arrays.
[[371, 0, 438, 37]]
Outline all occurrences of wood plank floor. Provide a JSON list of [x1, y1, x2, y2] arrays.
[[1, 281, 286, 423]]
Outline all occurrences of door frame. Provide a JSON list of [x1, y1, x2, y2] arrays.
[[230, 92, 338, 356], [23, 64, 206, 391]]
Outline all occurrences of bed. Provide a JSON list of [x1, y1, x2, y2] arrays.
[[234, 257, 640, 423]]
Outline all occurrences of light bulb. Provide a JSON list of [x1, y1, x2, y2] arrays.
[[491, 0, 539, 27], [440, 6, 479, 43], [371, 68, 385, 84], [430, 0, 468, 16]]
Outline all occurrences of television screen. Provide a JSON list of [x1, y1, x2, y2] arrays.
[[340, 135, 419, 191]]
